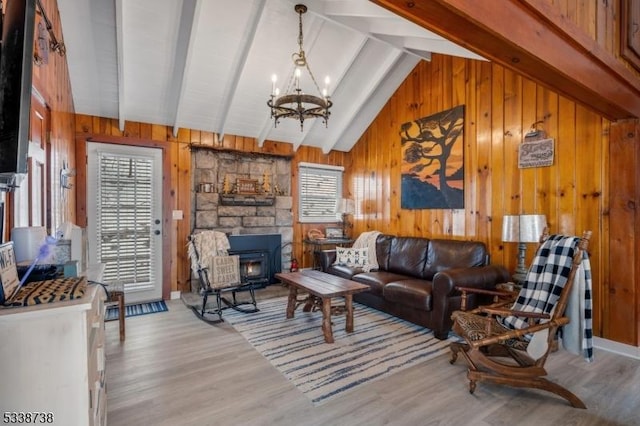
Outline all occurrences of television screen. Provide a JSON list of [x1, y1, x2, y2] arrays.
[[0, 0, 36, 190]]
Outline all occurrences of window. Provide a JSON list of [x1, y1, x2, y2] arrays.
[[298, 162, 343, 223]]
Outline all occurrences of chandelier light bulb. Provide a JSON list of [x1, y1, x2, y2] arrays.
[[295, 67, 301, 90], [271, 74, 278, 95]]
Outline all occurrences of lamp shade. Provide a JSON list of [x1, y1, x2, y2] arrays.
[[502, 214, 547, 243], [11, 226, 47, 263]]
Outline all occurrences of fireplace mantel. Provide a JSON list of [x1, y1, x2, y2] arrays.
[[219, 194, 275, 206], [189, 143, 294, 159]]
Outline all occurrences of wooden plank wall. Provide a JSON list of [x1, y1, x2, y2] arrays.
[[29, 0, 76, 231], [72, 118, 346, 294], [608, 120, 640, 346], [38, 0, 637, 345], [73, 55, 640, 345], [345, 53, 640, 346]]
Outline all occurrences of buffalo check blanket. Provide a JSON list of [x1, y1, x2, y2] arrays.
[[499, 234, 593, 362]]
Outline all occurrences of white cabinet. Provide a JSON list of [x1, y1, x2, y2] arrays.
[[0, 281, 107, 426]]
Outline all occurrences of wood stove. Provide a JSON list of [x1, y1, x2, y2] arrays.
[[231, 249, 270, 288], [228, 234, 282, 287]]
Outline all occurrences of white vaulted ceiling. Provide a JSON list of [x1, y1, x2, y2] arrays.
[[57, 0, 483, 153]]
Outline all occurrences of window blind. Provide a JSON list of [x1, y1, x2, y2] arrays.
[[96, 153, 155, 291], [298, 162, 343, 223]]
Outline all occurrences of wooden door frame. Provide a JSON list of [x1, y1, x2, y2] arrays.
[[75, 134, 172, 300]]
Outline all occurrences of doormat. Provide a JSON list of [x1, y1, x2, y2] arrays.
[[106, 300, 168, 321]]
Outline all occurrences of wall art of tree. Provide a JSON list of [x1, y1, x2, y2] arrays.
[[400, 105, 464, 209]]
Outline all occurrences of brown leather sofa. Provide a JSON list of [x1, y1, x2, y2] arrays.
[[318, 234, 511, 339]]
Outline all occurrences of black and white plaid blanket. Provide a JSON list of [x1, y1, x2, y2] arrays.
[[499, 234, 593, 361]]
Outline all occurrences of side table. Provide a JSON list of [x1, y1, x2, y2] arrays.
[[303, 238, 354, 269]]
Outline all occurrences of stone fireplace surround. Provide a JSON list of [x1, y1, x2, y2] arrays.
[[191, 148, 293, 291]]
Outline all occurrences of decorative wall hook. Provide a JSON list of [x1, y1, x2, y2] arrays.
[[525, 121, 546, 140]]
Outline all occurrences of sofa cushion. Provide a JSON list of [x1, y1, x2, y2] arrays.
[[352, 271, 410, 296], [386, 237, 430, 277], [383, 279, 433, 311], [423, 239, 487, 279], [374, 234, 394, 271]]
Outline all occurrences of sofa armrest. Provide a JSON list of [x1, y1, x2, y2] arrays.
[[318, 249, 337, 272], [432, 264, 512, 298], [429, 265, 511, 339]]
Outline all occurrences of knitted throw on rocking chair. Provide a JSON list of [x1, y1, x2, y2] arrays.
[[456, 234, 594, 362]]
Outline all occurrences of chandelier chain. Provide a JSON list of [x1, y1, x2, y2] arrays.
[[305, 60, 323, 97], [296, 6, 323, 97]]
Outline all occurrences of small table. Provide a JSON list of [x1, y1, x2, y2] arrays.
[[275, 270, 369, 343], [303, 238, 354, 269]]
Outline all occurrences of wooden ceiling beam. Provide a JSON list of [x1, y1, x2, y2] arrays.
[[371, 0, 640, 120]]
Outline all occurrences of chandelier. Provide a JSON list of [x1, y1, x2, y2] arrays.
[[268, 4, 332, 131]]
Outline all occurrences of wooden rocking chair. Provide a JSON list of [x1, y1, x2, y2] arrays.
[[187, 231, 258, 323], [450, 230, 592, 408]]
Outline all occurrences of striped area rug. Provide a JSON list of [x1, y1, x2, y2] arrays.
[[223, 296, 455, 405], [105, 300, 168, 321]]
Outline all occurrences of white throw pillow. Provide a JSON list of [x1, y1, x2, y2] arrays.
[[335, 247, 368, 268]]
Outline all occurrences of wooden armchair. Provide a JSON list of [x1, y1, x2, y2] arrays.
[[187, 231, 258, 323], [450, 230, 592, 408]]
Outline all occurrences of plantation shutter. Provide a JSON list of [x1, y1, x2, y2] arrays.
[[298, 162, 343, 223], [95, 152, 155, 291]]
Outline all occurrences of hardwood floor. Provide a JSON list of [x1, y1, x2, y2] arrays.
[[106, 291, 640, 426]]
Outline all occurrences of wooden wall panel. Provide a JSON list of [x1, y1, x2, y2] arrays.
[[608, 120, 639, 344], [28, 0, 76, 233], [74, 116, 342, 291], [489, 64, 506, 261], [343, 54, 640, 345], [68, 60, 637, 346], [18, 0, 636, 348]]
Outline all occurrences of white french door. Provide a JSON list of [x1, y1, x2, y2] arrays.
[[87, 143, 163, 303]]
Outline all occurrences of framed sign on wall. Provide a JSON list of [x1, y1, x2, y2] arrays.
[[237, 179, 259, 194]]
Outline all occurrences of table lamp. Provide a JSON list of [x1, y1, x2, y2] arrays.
[[337, 198, 355, 238], [502, 214, 547, 283]]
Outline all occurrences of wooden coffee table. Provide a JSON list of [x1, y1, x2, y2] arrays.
[[275, 269, 370, 343]]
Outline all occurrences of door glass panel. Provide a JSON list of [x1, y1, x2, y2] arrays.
[[87, 143, 163, 302]]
